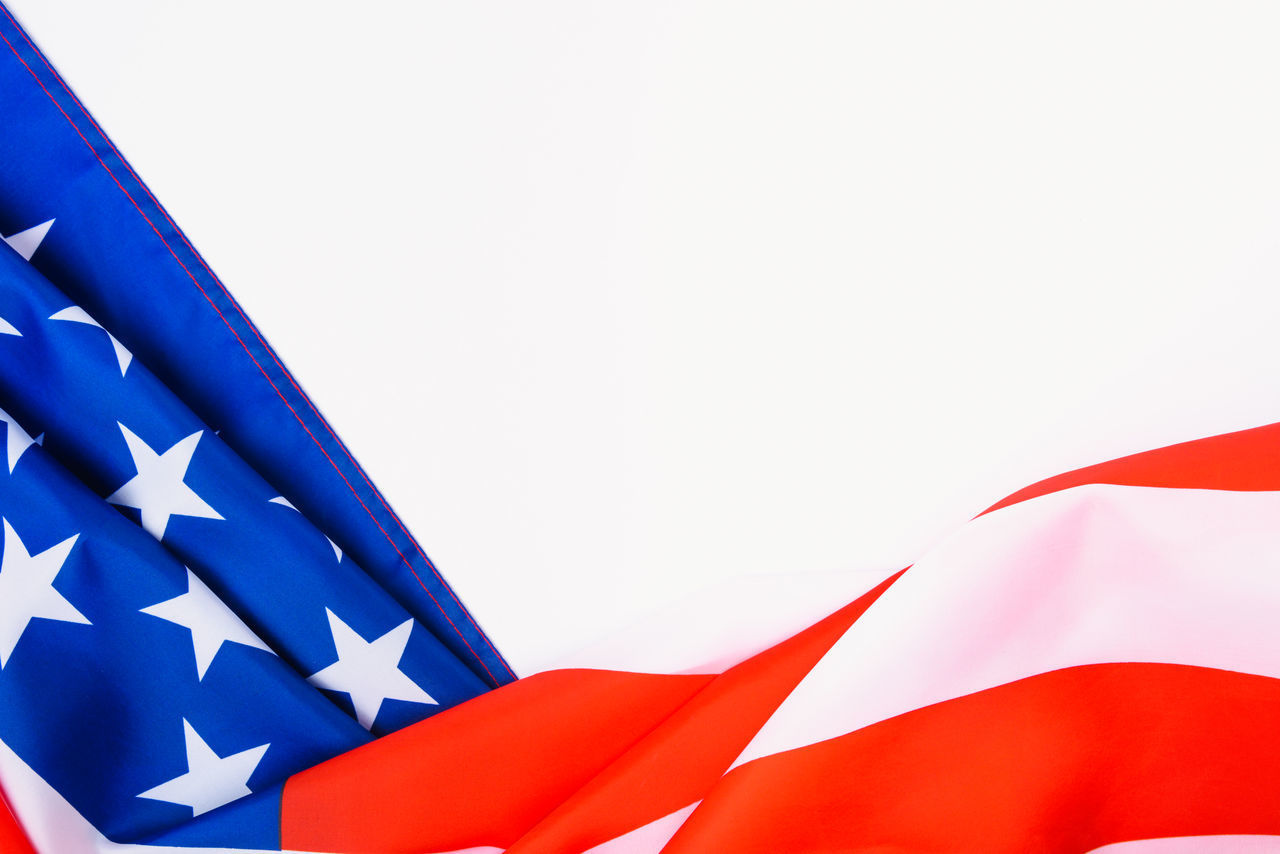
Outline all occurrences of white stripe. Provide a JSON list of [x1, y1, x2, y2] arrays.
[[581, 802, 698, 853], [1089, 837, 1280, 852], [735, 483, 1280, 768]]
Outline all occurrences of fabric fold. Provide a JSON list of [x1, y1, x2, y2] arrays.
[[0, 402, 368, 844], [0, 242, 487, 735], [0, 0, 512, 689]]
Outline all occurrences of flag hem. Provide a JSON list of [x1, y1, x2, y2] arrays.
[[0, 1, 514, 687]]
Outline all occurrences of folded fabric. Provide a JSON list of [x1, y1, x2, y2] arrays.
[[5, 4, 1280, 853]]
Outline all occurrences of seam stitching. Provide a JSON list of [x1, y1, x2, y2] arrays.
[[0, 10, 512, 684]]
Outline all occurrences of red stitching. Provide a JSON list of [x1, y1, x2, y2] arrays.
[[8, 30, 513, 681], [0, 15, 511, 684]]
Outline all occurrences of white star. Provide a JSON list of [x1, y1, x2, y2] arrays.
[[141, 568, 273, 680], [0, 407, 43, 473], [269, 496, 342, 561], [2, 219, 54, 262], [49, 306, 132, 376], [307, 609, 437, 730], [0, 317, 18, 336], [107, 424, 223, 540], [136, 719, 268, 817], [0, 518, 89, 668]]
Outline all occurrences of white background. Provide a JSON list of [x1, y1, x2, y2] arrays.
[[8, 1, 1280, 674]]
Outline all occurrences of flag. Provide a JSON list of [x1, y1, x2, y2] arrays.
[[0, 3, 510, 849], [6, 3, 1280, 852], [276, 424, 1280, 853]]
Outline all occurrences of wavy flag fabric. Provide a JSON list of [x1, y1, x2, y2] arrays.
[[5, 5, 1280, 853]]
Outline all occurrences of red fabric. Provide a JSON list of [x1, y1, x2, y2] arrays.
[[508, 571, 902, 852], [282, 668, 711, 852], [280, 422, 1280, 852], [0, 784, 34, 854], [282, 573, 902, 853], [985, 422, 1280, 515], [665, 663, 1280, 853]]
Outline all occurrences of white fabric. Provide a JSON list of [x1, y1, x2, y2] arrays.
[[582, 802, 698, 853], [736, 483, 1280, 767], [1089, 837, 1280, 853]]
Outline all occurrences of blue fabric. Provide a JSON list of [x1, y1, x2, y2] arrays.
[[0, 2, 514, 691], [0, 245, 489, 728], [0, 3, 514, 846], [0, 403, 367, 843]]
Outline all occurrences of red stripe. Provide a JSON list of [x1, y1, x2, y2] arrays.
[[664, 663, 1280, 853], [507, 571, 902, 852], [985, 422, 1280, 515], [281, 668, 712, 852], [281, 573, 903, 853], [0, 783, 33, 854]]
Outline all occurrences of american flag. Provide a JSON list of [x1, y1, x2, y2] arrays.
[[4, 3, 1280, 852]]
